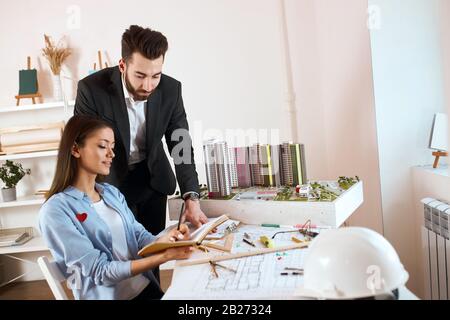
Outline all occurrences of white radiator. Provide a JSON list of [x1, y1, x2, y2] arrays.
[[421, 197, 450, 300]]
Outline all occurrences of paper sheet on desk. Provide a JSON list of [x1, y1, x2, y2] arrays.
[[163, 245, 308, 300]]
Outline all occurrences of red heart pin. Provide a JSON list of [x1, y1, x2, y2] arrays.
[[76, 212, 88, 223]]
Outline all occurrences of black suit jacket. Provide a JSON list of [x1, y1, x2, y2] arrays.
[[74, 66, 199, 196]]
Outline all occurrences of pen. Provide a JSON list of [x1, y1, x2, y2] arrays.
[[177, 202, 185, 231], [242, 238, 256, 247], [280, 272, 303, 276]]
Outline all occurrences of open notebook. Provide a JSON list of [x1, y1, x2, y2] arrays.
[[138, 214, 229, 257]]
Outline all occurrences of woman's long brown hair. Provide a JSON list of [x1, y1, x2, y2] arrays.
[[46, 115, 114, 200]]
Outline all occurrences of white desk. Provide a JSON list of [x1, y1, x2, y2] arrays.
[[163, 224, 419, 300]]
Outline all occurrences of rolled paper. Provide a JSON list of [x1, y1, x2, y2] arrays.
[[1, 128, 61, 147]]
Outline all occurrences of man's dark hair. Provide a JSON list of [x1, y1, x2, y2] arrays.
[[121, 25, 168, 62]]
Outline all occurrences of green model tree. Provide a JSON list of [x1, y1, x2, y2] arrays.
[[338, 176, 360, 190]]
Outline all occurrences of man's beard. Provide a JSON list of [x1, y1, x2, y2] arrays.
[[124, 72, 151, 101]]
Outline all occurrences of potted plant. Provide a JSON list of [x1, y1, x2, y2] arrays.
[[41, 34, 71, 101], [0, 160, 31, 202]]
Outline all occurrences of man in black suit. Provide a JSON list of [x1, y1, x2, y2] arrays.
[[74, 25, 208, 237]]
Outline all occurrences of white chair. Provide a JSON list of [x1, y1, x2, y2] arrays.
[[37, 256, 70, 300]]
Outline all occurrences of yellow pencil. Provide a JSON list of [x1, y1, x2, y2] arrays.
[[291, 236, 303, 243]]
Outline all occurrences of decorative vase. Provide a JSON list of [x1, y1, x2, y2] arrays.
[[1, 187, 17, 202], [52, 74, 63, 101]]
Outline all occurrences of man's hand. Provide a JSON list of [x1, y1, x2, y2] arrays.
[[183, 199, 208, 228]]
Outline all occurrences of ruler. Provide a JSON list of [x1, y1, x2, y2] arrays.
[[177, 242, 309, 267]]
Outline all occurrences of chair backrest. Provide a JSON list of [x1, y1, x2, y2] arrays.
[[37, 256, 70, 300]]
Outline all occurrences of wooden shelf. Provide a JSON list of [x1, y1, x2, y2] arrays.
[[0, 236, 48, 254], [0, 150, 58, 161], [0, 195, 45, 209], [0, 100, 75, 114]]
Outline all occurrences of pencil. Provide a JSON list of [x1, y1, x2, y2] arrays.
[[243, 238, 256, 247], [177, 202, 185, 231]]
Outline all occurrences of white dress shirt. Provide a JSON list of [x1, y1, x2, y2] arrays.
[[121, 74, 147, 166], [121, 73, 199, 198]]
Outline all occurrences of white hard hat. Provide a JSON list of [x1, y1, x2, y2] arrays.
[[295, 227, 409, 300]]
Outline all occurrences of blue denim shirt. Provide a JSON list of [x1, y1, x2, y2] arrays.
[[38, 182, 157, 300]]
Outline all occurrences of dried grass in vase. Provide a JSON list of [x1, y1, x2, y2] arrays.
[[41, 34, 71, 75]]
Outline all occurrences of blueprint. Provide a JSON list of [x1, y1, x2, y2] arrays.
[[163, 224, 312, 299]]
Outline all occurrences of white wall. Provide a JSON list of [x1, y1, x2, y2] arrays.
[[285, 0, 384, 233], [369, 0, 447, 294], [441, 0, 450, 161]]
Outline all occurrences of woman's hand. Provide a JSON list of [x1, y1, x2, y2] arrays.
[[160, 224, 193, 261], [158, 224, 190, 243], [162, 245, 194, 261], [131, 224, 193, 275], [131, 243, 193, 275]]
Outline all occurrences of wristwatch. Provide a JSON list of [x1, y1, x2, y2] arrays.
[[183, 192, 200, 202]]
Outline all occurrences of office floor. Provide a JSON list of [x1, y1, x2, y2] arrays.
[[0, 269, 173, 300]]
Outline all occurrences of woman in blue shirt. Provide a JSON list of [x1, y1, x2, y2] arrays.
[[39, 115, 193, 300]]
